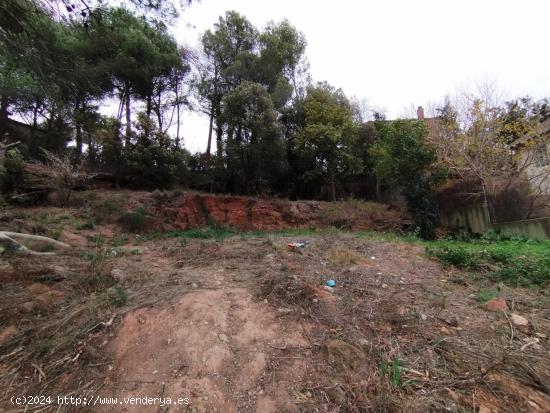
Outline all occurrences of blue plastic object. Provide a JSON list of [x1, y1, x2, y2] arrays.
[[325, 279, 336, 287]]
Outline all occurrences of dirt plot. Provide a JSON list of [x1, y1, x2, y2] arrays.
[[0, 212, 549, 412], [104, 288, 311, 413]]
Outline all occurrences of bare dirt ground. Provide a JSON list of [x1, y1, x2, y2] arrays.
[[1, 204, 549, 412]]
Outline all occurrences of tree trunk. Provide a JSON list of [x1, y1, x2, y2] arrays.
[[74, 102, 83, 161], [125, 91, 131, 145], [146, 95, 152, 119], [215, 105, 223, 158], [175, 79, 181, 148], [330, 170, 336, 201], [0, 94, 9, 135], [206, 106, 214, 156]]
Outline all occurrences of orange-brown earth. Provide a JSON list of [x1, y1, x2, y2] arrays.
[[0, 192, 549, 413]]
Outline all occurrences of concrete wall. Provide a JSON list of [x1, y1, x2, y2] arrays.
[[491, 217, 550, 240], [441, 203, 550, 240], [440, 204, 490, 234]]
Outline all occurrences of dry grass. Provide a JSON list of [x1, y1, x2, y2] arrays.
[[325, 246, 363, 266], [1, 200, 549, 412], [319, 199, 407, 231]]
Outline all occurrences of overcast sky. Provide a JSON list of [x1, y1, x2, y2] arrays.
[[172, 0, 550, 152]]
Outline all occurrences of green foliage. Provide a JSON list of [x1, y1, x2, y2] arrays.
[[1, 148, 26, 192], [121, 113, 190, 188], [475, 288, 499, 303], [222, 81, 287, 193], [92, 197, 125, 224], [109, 284, 128, 307], [371, 120, 443, 239], [118, 206, 151, 233], [297, 82, 361, 200], [426, 238, 550, 286], [379, 357, 405, 387], [427, 245, 481, 268]]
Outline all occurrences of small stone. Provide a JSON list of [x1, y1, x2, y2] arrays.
[[381, 284, 388, 289], [357, 338, 369, 346], [370, 256, 376, 260], [485, 298, 508, 311], [312, 298, 319, 303], [111, 268, 126, 282], [510, 313, 528, 326], [192, 283, 198, 288], [218, 333, 229, 343], [22, 301, 35, 313], [0, 325, 18, 344], [263, 299, 268, 304], [440, 326, 452, 336], [446, 388, 461, 403], [420, 313, 428, 321], [478, 405, 492, 413]]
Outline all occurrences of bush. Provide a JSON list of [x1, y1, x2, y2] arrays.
[[1, 148, 26, 193], [25, 149, 82, 206], [118, 207, 151, 232], [108, 284, 127, 307], [495, 256, 550, 287], [428, 245, 480, 268]]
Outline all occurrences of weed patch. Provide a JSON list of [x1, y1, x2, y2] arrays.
[[426, 239, 550, 286], [118, 207, 150, 233]]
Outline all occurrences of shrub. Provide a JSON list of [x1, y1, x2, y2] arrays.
[[428, 245, 480, 268], [495, 256, 550, 287], [474, 288, 499, 303], [428, 241, 550, 286], [118, 207, 150, 232], [108, 284, 127, 307], [93, 197, 124, 223], [25, 149, 82, 206], [1, 148, 26, 193]]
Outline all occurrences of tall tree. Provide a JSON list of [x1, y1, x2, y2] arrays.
[[221, 81, 287, 194], [372, 120, 443, 239], [197, 11, 259, 156], [296, 82, 360, 201]]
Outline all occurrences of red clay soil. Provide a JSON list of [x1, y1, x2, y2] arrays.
[[172, 194, 319, 230], [140, 191, 405, 232]]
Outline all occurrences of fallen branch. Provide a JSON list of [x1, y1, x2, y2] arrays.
[[0, 231, 70, 256]]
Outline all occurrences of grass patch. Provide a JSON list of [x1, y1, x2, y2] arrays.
[[118, 207, 150, 233], [108, 284, 128, 307], [474, 288, 499, 303], [94, 198, 124, 223], [145, 226, 323, 242], [424, 236, 550, 286]]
